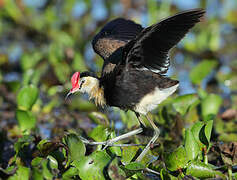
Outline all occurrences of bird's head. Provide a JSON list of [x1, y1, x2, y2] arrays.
[[66, 71, 99, 99]]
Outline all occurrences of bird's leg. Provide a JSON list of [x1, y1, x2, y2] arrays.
[[102, 127, 143, 149], [80, 113, 144, 149], [136, 114, 160, 162], [80, 128, 143, 148]]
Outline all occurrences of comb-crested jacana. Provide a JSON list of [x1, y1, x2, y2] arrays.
[[66, 9, 205, 161]]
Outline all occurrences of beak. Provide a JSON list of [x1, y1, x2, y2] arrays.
[[65, 84, 80, 100], [65, 90, 73, 100]]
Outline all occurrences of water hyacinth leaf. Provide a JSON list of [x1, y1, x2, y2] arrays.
[[204, 120, 213, 147], [72, 151, 111, 180], [31, 156, 58, 180], [191, 121, 205, 148], [121, 146, 139, 164], [17, 85, 39, 110], [88, 125, 110, 142], [32, 167, 44, 180], [164, 146, 188, 171], [47, 155, 58, 170], [186, 160, 225, 179], [197, 88, 208, 99], [8, 166, 30, 180], [184, 129, 200, 161], [64, 133, 86, 162], [120, 110, 140, 129], [172, 94, 199, 116], [16, 110, 36, 132], [62, 167, 78, 179], [32, 157, 44, 167], [201, 94, 222, 119], [190, 60, 218, 85], [37, 139, 50, 152], [41, 159, 54, 180], [190, 120, 213, 152], [124, 162, 145, 171]]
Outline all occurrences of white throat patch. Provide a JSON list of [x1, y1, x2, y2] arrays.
[[80, 77, 106, 107]]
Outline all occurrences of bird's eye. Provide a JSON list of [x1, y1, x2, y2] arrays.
[[79, 80, 85, 89]]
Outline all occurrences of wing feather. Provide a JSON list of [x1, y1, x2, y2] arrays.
[[124, 8, 205, 74], [92, 18, 143, 60]]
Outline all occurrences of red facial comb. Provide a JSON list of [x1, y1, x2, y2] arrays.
[[71, 72, 80, 88]]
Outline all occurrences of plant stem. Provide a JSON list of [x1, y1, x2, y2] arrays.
[[228, 166, 232, 180]]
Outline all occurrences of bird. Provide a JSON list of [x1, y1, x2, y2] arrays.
[[66, 8, 205, 162]]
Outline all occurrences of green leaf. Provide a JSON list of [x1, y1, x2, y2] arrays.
[[201, 94, 222, 119], [8, 166, 30, 180], [62, 167, 78, 179], [190, 120, 213, 151], [17, 85, 39, 110], [72, 151, 111, 180], [204, 120, 213, 146], [63, 133, 86, 162], [88, 125, 110, 142], [32, 157, 44, 167], [16, 110, 36, 132], [191, 121, 205, 148], [190, 60, 218, 85], [32, 167, 44, 180], [47, 155, 58, 170], [120, 110, 140, 128], [31, 156, 59, 180], [186, 160, 225, 179], [121, 146, 139, 164], [164, 146, 188, 171], [173, 94, 200, 116], [184, 129, 200, 161], [41, 159, 54, 180], [37, 140, 53, 156]]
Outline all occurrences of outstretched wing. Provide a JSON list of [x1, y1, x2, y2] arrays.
[[92, 18, 143, 60], [124, 9, 205, 74]]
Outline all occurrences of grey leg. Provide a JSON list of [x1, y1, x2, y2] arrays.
[[80, 128, 143, 148], [102, 127, 143, 149], [81, 113, 145, 149], [136, 114, 160, 162], [101, 113, 145, 148]]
